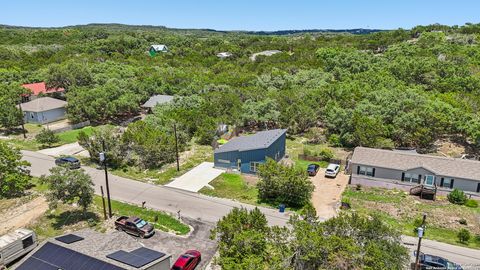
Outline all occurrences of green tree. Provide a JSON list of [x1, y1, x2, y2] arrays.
[[35, 128, 60, 147], [78, 125, 125, 167], [0, 83, 24, 130], [457, 228, 471, 243], [447, 188, 467, 205], [40, 166, 94, 212], [0, 141, 31, 198]]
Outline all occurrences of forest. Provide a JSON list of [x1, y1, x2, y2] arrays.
[[1, 23, 480, 152]]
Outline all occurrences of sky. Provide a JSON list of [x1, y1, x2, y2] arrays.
[[1, 0, 479, 31]]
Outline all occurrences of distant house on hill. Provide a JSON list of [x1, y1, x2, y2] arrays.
[[250, 50, 282, 61], [21, 82, 65, 102], [149, 45, 169, 56], [216, 52, 232, 59], [19, 97, 67, 124], [141, 95, 174, 112]]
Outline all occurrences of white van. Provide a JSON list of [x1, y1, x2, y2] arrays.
[[0, 229, 37, 267]]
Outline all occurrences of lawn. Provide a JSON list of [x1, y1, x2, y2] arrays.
[[57, 126, 95, 144], [342, 186, 480, 249], [287, 137, 331, 170], [199, 173, 259, 205]]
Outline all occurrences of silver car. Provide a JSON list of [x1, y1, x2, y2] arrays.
[[325, 163, 340, 178]]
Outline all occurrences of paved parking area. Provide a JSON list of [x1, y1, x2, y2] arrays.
[[310, 169, 349, 220], [139, 217, 217, 269], [165, 162, 224, 192]]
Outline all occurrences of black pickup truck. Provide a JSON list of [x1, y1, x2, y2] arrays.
[[114, 216, 155, 238]]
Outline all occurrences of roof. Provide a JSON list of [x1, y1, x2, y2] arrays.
[[0, 229, 33, 249], [214, 129, 287, 154], [14, 229, 170, 270], [22, 82, 65, 96], [250, 50, 282, 61], [216, 52, 232, 58], [19, 97, 67, 112], [141, 95, 174, 108], [150, 44, 168, 51], [351, 147, 480, 181]]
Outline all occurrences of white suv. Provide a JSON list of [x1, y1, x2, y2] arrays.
[[325, 163, 340, 178]]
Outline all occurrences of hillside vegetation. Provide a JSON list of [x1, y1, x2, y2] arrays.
[[1, 23, 480, 151]]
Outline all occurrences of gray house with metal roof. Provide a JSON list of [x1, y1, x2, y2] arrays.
[[141, 95, 174, 111], [19, 97, 67, 124], [214, 129, 287, 174], [350, 147, 480, 195]]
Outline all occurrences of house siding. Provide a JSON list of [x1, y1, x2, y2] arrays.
[[24, 108, 66, 124]]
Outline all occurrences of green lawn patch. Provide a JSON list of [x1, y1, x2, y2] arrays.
[[57, 126, 95, 144], [199, 173, 259, 205], [94, 197, 190, 235]]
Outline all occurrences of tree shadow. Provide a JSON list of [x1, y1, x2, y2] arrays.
[[48, 209, 99, 230]]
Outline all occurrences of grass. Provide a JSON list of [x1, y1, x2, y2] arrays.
[[199, 173, 259, 205], [57, 126, 95, 144], [94, 197, 190, 235], [342, 186, 480, 249]]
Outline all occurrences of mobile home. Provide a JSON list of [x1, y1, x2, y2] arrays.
[[0, 229, 37, 267]]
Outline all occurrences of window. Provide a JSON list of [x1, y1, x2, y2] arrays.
[[359, 166, 366, 175], [22, 236, 34, 249], [366, 167, 374, 176], [358, 166, 374, 176], [424, 175, 435, 186], [442, 178, 452, 188], [404, 173, 419, 183], [250, 162, 260, 173]]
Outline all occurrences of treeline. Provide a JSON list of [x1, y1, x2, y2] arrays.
[[1, 23, 480, 150]]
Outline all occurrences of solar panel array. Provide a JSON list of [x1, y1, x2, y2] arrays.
[[16, 242, 126, 270], [106, 247, 166, 268], [55, 234, 84, 244]]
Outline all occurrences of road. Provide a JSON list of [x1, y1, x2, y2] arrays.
[[22, 150, 480, 267], [22, 150, 290, 227]]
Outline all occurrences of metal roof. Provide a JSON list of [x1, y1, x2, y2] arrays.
[[0, 229, 33, 249], [19, 97, 67, 112], [351, 147, 480, 181], [141, 95, 174, 108], [150, 45, 168, 51], [214, 129, 287, 154]]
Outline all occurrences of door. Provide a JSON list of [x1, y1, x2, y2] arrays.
[[237, 159, 241, 171], [126, 222, 138, 235], [424, 175, 435, 186]]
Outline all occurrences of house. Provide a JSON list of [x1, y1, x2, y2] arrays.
[[21, 82, 65, 102], [14, 229, 172, 270], [349, 147, 480, 196], [141, 95, 174, 111], [216, 52, 232, 59], [214, 129, 287, 174], [149, 45, 168, 56], [19, 97, 67, 124], [249, 50, 282, 61]]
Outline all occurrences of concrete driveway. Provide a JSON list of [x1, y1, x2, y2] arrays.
[[165, 162, 224, 192], [310, 169, 349, 220], [37, 142, 90, 157]]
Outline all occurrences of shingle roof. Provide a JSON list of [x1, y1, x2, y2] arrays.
[[141, 95, 174, 108], [19, 97, 67, 112], [214, 129, 287, 154], [22, 82, 65, 96], [351, 147, 480, 181]]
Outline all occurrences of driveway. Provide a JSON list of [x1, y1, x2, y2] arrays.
[[165, 162, 224, 192], [37, 142, 90, 157], [310, 169, 349, 220]]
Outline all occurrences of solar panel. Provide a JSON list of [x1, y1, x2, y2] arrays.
[[107, 250, 151, 268], [16, 242, 126, 270], [55, 234, 85, 244], [131, 247, 166, 262]]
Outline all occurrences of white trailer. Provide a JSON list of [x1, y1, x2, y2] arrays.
[[0, 229, 37, 267]]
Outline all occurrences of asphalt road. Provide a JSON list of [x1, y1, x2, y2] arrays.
[[22, 150, 480, 267]]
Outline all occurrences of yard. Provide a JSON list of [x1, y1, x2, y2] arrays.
[[342, 186, 480, 249], [199, 173, 259, 205]]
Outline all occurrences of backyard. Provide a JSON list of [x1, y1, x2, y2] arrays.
[[199, 173, 259, 205], [342, 186, 480, 249]]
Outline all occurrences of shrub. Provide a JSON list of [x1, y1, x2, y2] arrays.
[[355, 184, 362, 191], [458, 218, 467, 225], [328, 134, 342, 147], [457, 228, 471, 243], [447, 189, 467, 205], [475, 234, 480, 244], [303, 147, 313, 156], [412, 217, 424, 234], [35, 128, 59, 147], [465, 199, 478, 208], [317, 148, 334, 161]]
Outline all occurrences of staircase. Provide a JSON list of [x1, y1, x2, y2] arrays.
[[410, 184, 437, 201]]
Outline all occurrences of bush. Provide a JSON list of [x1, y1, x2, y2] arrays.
[[355, 184, 362, 191], [35, 128, 59, 147], [317, 148, 334, 161], [412, 217, 424, 234], [458, 218, 467, 225], [465, 199, 478, 208], [328, 134, 342, 147], [475, 234, 480, 244], [447, 189, 467, 205], [303, 147, 313, 156], [457, 229, 471, 243]]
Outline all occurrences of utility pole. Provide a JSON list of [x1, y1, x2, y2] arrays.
[[414, 214, 427, 270], [100, 186, 107, 220], [100, 140, 112, 218], [17, 101, 26, 139], [173, 123, 180, 171]]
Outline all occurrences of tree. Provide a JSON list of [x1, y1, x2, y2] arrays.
[[35, 128, 60, 147], [0, 141, 31, 198], [78, 125, 125, 167], [457, 228, 471, 243], [447, 188, 468, 205], [40, 166, 94, 212], [0, 83, 24, 130], [257, 158, 313, 207]]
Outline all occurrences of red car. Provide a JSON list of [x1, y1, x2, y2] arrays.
[[171, 250, 201, 270]]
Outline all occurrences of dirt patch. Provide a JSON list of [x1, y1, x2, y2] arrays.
[[242, 174, 259, 186], [310, 170, 349, 220], [0, 196, 49, 234], [433, 138, 466, 158]]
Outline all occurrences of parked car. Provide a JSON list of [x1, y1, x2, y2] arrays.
[[114, 216, 155, 238], [324, 163, 340, 178], [307, 164, 320, 176], [55, 156, 81, 169], [0, 229, 37, 268], [171, 250, 201, 270], [417, 252, 463, 270]]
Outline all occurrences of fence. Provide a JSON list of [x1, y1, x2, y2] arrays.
[[298, 154, 344, 165], [51, 121, 91, 134]]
